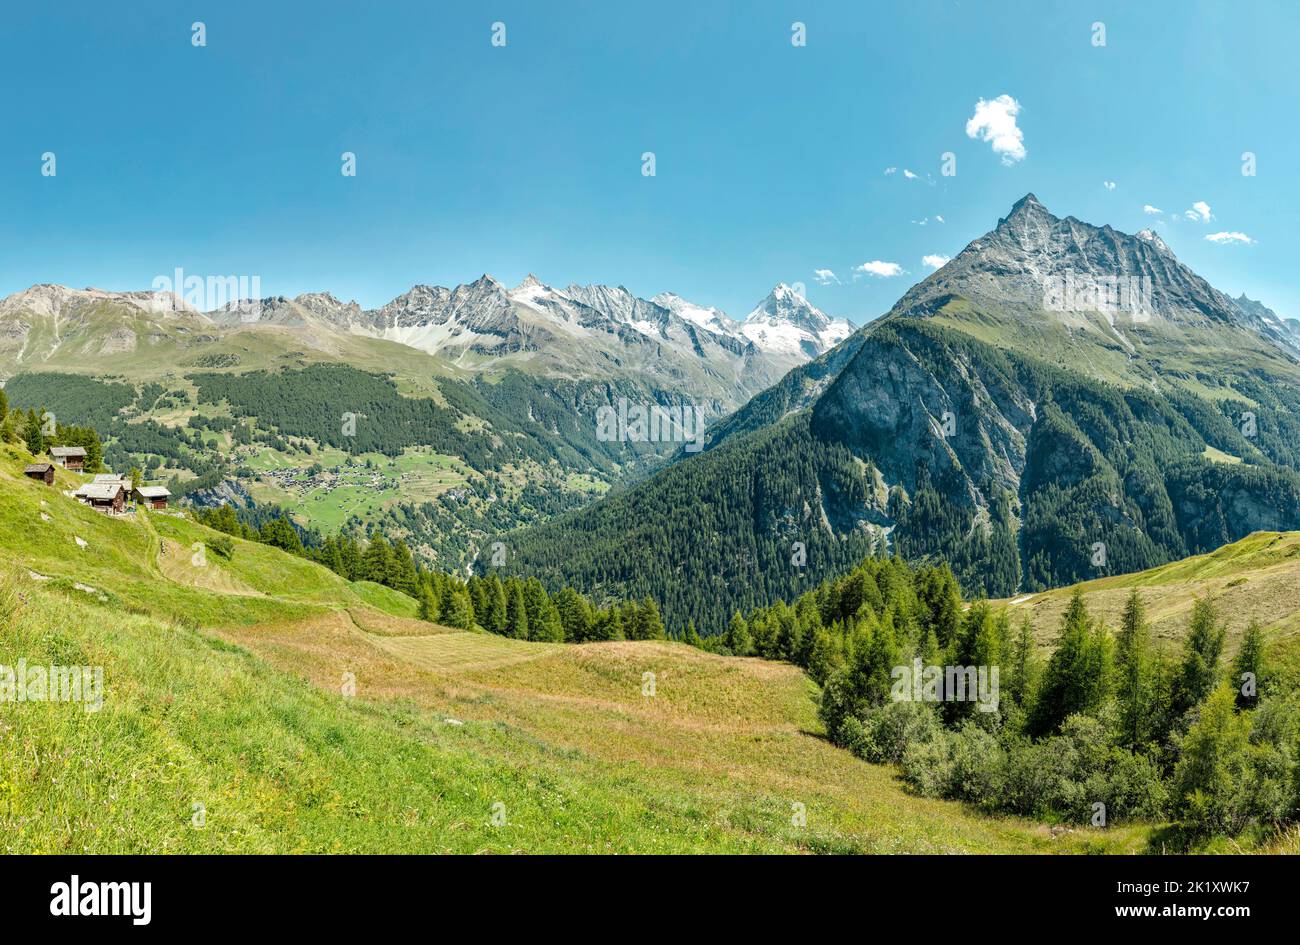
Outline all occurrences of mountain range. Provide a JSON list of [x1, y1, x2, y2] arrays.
[[0, 275, 850, 409], [501, 195, 1300, 630], [0, 272, 852, 569], [4, 194, 1299, 632]]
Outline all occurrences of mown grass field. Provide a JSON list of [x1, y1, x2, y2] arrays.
[[0, 444, 1149, 853]]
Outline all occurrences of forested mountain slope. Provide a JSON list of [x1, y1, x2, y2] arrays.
[[506, 197, 1300, 631]]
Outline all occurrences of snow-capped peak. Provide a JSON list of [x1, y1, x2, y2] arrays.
[[740, 284, 852, 359], [650, 292, 738, 336], [1136, 229, 1173, 255]]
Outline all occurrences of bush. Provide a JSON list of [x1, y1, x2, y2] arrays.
[[856, 700, 942, 764]]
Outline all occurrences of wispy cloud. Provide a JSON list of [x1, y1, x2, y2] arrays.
[[1103, 181, 1116, 191], [922, 254, 951, 270], [965, 94, 1026, 164], [1184, 200, 1213, 222], [903, 169, 919, 180], [883, 166, 897, 175], [813, 268, 840, 285], [855, 260, 905, 278], [1205, 231, 1254, 244], [1143, 204, 1164, 214]]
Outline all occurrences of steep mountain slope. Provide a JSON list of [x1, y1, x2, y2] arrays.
[[506, 196, 1300, 631]]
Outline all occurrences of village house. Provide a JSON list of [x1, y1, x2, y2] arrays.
[[23, 463, 55, 486], [132, 485, 171, 510], [73, 480, 126, 514], [49, 446, 87, 470]]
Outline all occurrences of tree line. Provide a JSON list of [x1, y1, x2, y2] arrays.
[[192, 504, 667, 643], [0, 389, 106, 472], [695, 548, 1292, 845]]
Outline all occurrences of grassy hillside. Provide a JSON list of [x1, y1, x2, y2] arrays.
[[0, 444, 1142, 853], [1002, 531, 1300, 650]]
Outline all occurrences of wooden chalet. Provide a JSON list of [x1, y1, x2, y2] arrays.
[[133, 485, 172, 510], [23, 463, 55, 486], [73, 480, 126, 514], [50, 446, 87, 471]]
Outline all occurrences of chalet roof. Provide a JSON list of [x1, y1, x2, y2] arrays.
[[93, 474, 128, 483], [135, 486, 171, 498], [50, 446, 86, 457], [24, 463, 54, 473], [75, 482, 124, 500]]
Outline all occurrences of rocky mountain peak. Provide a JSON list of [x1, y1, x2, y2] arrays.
[[741, 284, 852, 359], [1135, 228, 1173, 256], [993, 192, 1059, 247], [745, 283, 831, 332]]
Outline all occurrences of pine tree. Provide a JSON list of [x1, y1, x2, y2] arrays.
[[637, 597, 666, 640], [260, 516, 304, 555], [1172, 597, 1226, 720], [505, 581, 529, 639], [22, 411, 44, 457], [554, 587, 592, 642], [805, 627, 840, 685], [361, 537, 393, 584], [1171, 683, 1252, 834], [339, 536, 362, 580], [391, 540, 419, 595], [1029, 589, 1112, 736], [467, 577, 488, 625], [1004, 615, 1040, 713], [682, 620, 703, 648], [446, 587, 476, 630], [418, 583, 438, 622], [1115, 589, 1154, 750], [484, 575, 508, 635], [726, 612, 752, 656], [853, 612, 899, 708], [917, 564, 962, 647], [1232, 621, 1267, 710], [522, 580, 563, 642]]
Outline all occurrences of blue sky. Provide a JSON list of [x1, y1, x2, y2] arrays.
[[1, 0, 1295, 324]]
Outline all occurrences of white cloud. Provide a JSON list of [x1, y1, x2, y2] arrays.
[[1103, 181, 1116, 191], [903, 169, 919, 180], [922, 254, 951, 270], [883, 166, 897, 175], [965, 94, 1026, 164], [1143, 204, 1163, 214], [1184, 201, 1213, 222], [1204, 231, 1255, 244], [855, 260, 905, 278], [813, 268, 840, 285], [935, 215, 945, 223]]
